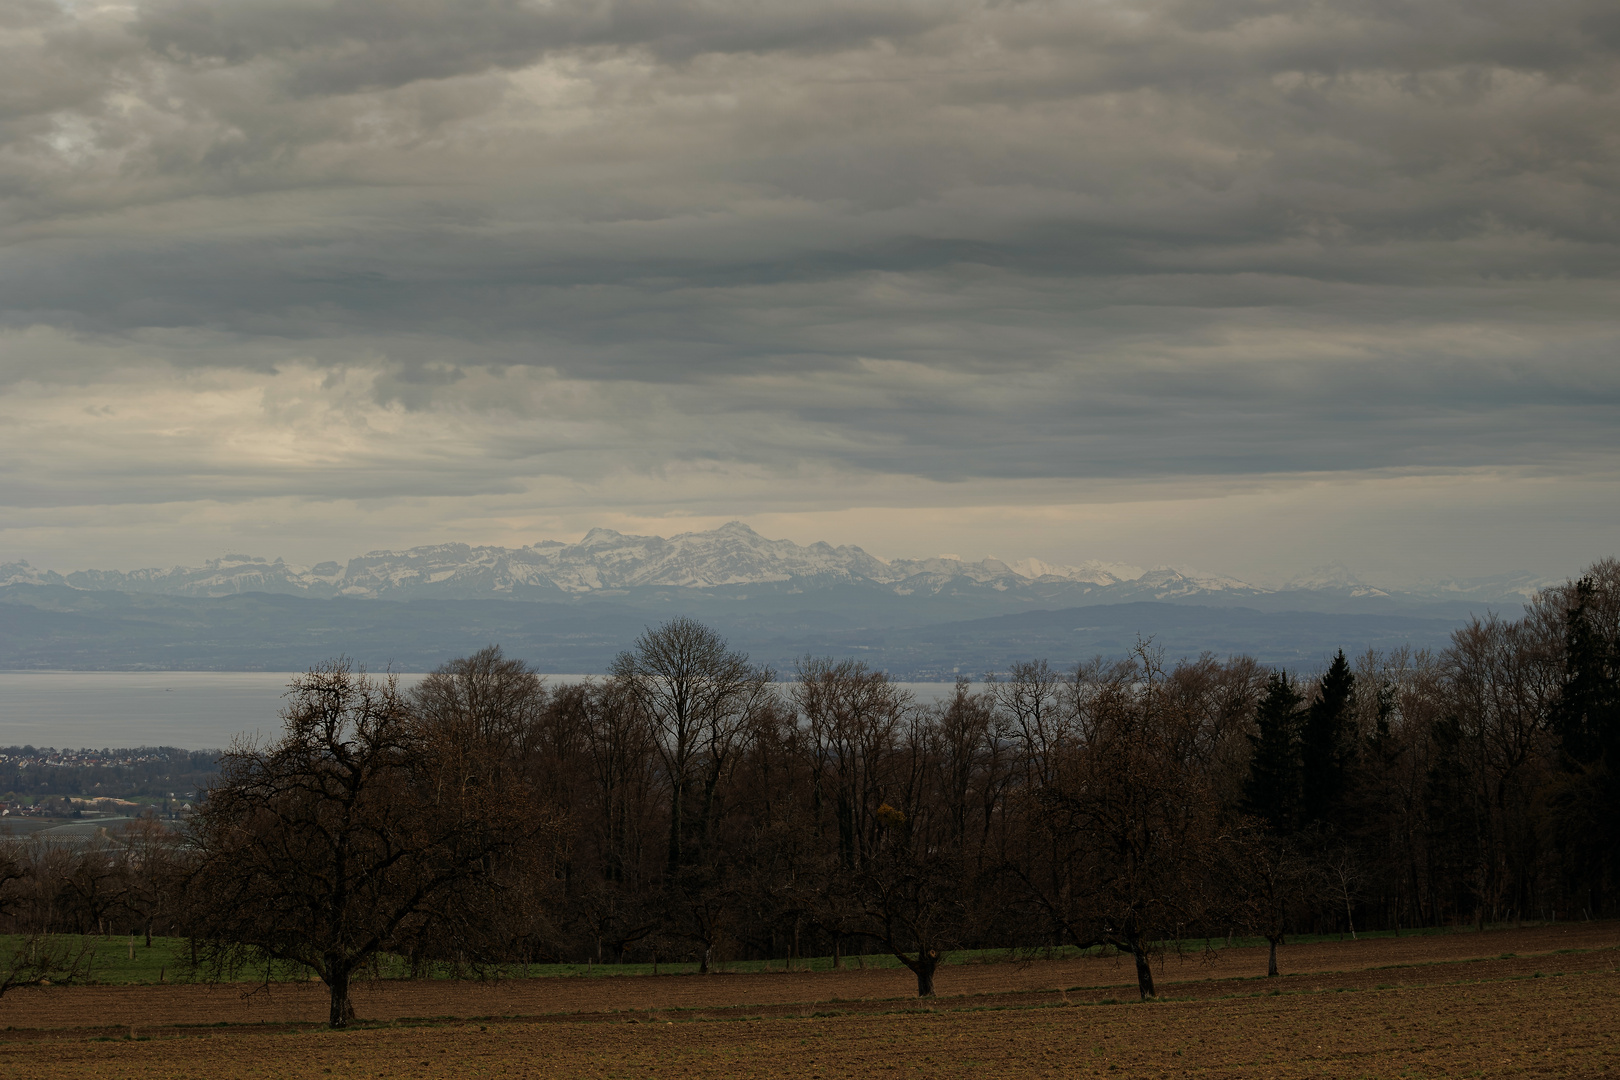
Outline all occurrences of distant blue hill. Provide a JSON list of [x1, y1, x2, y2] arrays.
[[0, 584, 1474, 676]]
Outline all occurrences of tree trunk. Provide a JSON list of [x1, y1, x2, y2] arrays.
[[833, 935, 843, 971], [1267, 937, 1280, 978], [1132, 949, 1156, 1000], [327, 967, 354, 1029], [910, 951, 938, 998], [700, 944, 712, 975], [668, 781, 684, 873]]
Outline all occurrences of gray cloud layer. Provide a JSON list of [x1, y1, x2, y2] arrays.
[[0, 0, 1616, 576]]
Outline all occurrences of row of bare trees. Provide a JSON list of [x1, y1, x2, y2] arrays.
[[0, 818, 177, 997], [420, 556, 1615, 1002], [3, 559, 1614, 1025]]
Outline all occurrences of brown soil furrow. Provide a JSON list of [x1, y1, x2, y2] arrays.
[[0, 967, 1613, 1079], [0, 923, 1613, 1035]]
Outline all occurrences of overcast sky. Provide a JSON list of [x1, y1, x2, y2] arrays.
[[2, 0, 1616, 585]]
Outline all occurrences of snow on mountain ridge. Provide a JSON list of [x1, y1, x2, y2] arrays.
[[1282, 564, 1391, 598], [1008, 557, 1147, 585], [1410, 571, 1557, 602], [0, 525, 1556, 608], [0, 561, 49, 587], [7, 525, 1193, 598]]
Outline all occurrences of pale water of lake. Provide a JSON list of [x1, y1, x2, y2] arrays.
[[0, 672, 961, 750]]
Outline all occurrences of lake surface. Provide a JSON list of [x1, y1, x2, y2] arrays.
[[0, 672, 961, 750]]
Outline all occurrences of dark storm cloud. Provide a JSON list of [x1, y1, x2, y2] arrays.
[[0, 0, 1617, 514], [137, 0, 956, 92]]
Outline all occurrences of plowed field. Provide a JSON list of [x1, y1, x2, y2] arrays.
[[1, 923, 1615, 1078]]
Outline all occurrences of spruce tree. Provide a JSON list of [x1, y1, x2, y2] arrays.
[[1243, 670, 1304, 833], [1547, 578, 1620, 914], [1300, 650, 1355, 829], [1552, 578, 1620, 768]]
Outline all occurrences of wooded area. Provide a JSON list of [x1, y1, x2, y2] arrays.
[[2, 558, 1615, 1027]]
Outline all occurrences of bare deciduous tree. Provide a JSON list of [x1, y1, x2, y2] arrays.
[[1227, 828, 1319, 976], [851, 807, 965, 998], [793, 657, 910, 873], [185, 658, 559, 1027], [1017, 645, 1228, 1000], [0, 840, 94, 999], [613, 618, 770, 873]]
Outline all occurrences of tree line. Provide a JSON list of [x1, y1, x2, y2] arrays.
[[2, 558, 1615, 1026]]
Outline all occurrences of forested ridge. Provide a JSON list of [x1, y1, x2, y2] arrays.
[[1, 558, 1615, 1024]]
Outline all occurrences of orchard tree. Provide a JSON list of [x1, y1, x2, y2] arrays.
[[852, 805, 965, 997], [1018, 647, 1228, 1001], [1227, 828, 1318, 977], [185, 659, 558, 1028]]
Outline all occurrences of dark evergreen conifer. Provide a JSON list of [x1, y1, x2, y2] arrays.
[[1243, 671, 1303, 833], [1552, 579, 1620, 768], [1301, 650, 1355, 828], [1546, 578, 1620, 915]]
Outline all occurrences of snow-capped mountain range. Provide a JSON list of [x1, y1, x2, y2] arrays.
[[0, 522, 1553, 609]]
